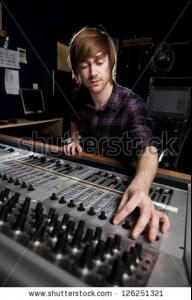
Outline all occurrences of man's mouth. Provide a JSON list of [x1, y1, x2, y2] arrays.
[[89, 80, 101, 84]]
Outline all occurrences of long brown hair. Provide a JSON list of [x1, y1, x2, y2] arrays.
[[69, 27, 117, 80]]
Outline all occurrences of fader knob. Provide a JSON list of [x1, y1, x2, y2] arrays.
[[107, 258, 124, 286], [47, 208, 56, 219], [103, 237, 113, 256], [113, 234, 121, 253], [93, 240, 105, 262], [70, 230, 82, 250], [34, 202, 43, 216], [76, 220, 85, 233], [93, 227, 102, 242], [135, 243, 143, 260], [60, 213, 70, 229], [65, 221, 75, 237], [122, 251, 133, 276], [129, 246, 139, 267], [1, 188, 10, 200], [54, 232, 68, 254], [83, 228, 94, 244], [77, 245, 93, 270]]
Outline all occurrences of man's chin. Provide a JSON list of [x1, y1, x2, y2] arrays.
[[89, 84, 104, 93]]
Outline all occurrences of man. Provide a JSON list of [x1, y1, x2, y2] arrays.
[[64, 26, 170, 242]]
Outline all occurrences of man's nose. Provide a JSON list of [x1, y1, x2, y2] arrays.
[[89, 64, 97, 76]]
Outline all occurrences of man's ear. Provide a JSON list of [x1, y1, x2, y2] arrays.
[[76, 74, 82, 86]]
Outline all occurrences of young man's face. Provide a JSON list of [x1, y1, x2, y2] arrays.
[[78, 52, 112, 94]]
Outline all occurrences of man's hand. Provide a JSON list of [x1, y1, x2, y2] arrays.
[[113, 186, 170, 242], [64, 142, 82, 156]]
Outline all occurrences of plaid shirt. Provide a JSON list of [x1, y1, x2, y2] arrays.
[[71, 81, 153, 158]]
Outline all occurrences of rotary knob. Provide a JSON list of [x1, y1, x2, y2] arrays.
[[87, 207, 96, 216], [50, 193, 57, 201], [98, 211, 107, 220]]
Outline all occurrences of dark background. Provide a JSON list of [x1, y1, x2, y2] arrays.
[[0, 0, 191, 171], [0, 0, 191, 118]]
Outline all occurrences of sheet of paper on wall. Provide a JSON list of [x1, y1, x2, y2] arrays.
[[57, 42, 71, 72], [4, 69, 20, 95], [18, 47, 27, 64], [0, 47, 20, 69]]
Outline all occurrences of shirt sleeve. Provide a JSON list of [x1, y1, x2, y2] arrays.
[[127, 96, 155, 150]]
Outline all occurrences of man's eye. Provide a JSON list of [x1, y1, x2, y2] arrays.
[[96, 61, 104, 65], [80, 65, 88, 70]]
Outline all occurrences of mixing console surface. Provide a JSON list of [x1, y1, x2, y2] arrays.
[[0, 141, 191, 287]]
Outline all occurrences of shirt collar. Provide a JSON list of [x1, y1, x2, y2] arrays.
[[85, 81, 121, 112], [105, 81, 121, 111]]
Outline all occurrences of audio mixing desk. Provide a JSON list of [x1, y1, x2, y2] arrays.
[[0, 141, 191, 287]]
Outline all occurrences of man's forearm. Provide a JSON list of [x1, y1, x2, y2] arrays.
[[114, 146, 169, 241], [70, 121, 80, 142], [130, 146, 158, 193]]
